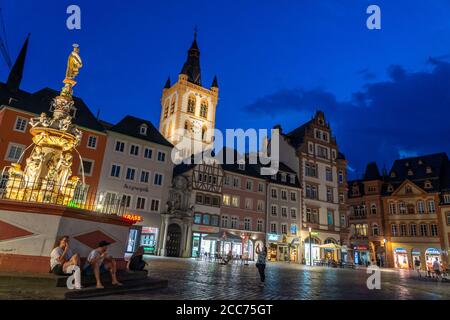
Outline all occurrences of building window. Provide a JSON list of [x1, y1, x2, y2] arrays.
[[140, 170, 150, 183], [417, 201, 425, 214], [258, 183, 264, 192], [200, 100, 208, 118], [246, 180, 253, 191], [212, 196, 220, 207], [447, 213, 450, 225], [325, 167, 333, 181], [326, 188, 333, 202], [257, 200, 264, 212], [130, 144, 140, 156], [340, 214, 346, 228], [430, 224, 438, 237], [271, 205, 278, 216], [232, 177, 240, 188], [399, 202, 407, 214], [126, 168, 136, 181], [281, 190, 287, 200], [87, 135, 97, 149], [428, 200, 435, 213], [443, 194, 450, 204], [136, 197, 146, 210], [80, 160, 94, 176], [372, 224, 379, 236], [187, 95, 196, 114], [5, 143, 24, 162], [400, 224, 407, 236], [231, 216, 238, 229], [211, 215, 219, 226], [194, 213, 202, 224], [327, 210, 334, 226], [410, 224, 417, 237], [317, 145, 328, 159], [196, 194, 203, 204], [153, 173, 163, 186], [244, 198, 252, 210], [290, 192, 297, 202], [389, 202, 397, 215], [163, 102, 169, 118], [371, 204, 377, 215], [144, 148, 153, 159], [281, 224, 288, 235], [202, 214, 210, 225], [290, 208, 297, 219], [221, 216, 229, 228], [244, 218, 251, 231], [305, 185, 318, 200], [170, 97, 176, 114], [115, 140, 125, 152], [257, 219, 264, 232], [110, 164, 121, 178], [14, 116, 28, 132], [305, 163, 317, 177], [290, 175, 295, 184], [281, 173, 287, 182], [391, 224, 398, 237], [223, 195, 231, 206], [338, 170, 344, 184], [223, 176, 230, 186], [281, 207, 288, 218], [270, 223, 277, 234], [290, 224, 297, 235], [157, 151, 166, 162], [271, 188, 278, 199], [121, 195, 132, 208], [420, 224, 428, 237], [231, 196, 239, 207], [140, 125, 147, 135], [150, 199, 160, 212]]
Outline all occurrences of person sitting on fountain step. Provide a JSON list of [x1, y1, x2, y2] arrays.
[[127, 246, 147, 272], [50, 235, 81, 279], [83, 240, 123, 288]]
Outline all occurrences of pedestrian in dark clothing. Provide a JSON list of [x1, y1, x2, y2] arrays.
[[127, 246, 147, 271], [255, 243, 267, 287]]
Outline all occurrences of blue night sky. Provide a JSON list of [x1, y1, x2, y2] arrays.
[[2, 0, 450, 178]]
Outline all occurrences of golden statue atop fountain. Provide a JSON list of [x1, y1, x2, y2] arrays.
[[4, 44, 84, 205]]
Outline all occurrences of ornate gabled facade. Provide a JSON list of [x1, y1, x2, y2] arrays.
[[159, 159, 224, 258], [278, 111, 345, 265], [159, 35, 219, 158]]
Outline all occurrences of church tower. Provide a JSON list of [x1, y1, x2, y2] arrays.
[[159, 32, 219, 158]]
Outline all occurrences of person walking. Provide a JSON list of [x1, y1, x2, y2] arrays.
[[255, 243, 267, 287], [414, 258, 422, 278], [433, 258, 442, 281]]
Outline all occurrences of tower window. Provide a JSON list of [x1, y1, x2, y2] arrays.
[[170, 97, 176, 114], [187, 95, 196, 114], [200, 100, 208, 118], [163, 102, 169, 118]]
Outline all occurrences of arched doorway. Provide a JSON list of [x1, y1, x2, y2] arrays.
[[304, 237, 320, 265], [166, 224, 182, 257]]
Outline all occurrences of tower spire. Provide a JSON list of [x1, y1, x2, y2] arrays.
[[6, 33, 30, 92], [180, 28, 201, 85]]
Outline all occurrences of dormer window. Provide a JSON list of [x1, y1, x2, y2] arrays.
[[426, 166, 432, 174], [289, 175, 295, 184], [405, 185, 412, 194], [424, 181, 432, 189], [352, 186, 360, 196], [238, 163, 245, 171], [407, 169, 413, 176], [405, 162, 410, 167], [140, 124, 148, 135], [387, 184, 394, 192], [390, 172, 396, 178], [418, 160, 423, 165], [271, 174, 277, 180]]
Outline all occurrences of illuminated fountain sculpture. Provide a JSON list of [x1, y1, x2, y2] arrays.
[[5, 44, 84, 205]]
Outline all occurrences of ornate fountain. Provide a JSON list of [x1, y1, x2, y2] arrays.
[[5, 44, 84, 205]]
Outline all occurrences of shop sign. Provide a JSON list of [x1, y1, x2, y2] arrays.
[[394, 248, 407, 254], [123, 213, 143, 223], [192, 225, 219, 233], [311, 232, 319, 236], [425, 248, 441, 255], [267, 233, 281, 242], [353, 245, 368, 251], [412, 249, 421, 255], [142, 227, 158, 234]]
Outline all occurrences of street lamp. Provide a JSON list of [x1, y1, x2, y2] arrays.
[[309, 227, 312, 266]]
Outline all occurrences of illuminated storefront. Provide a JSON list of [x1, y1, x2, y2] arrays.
[[304, 237, 320, 265], [140, 227, 159, 255], [353, 245, 370, 266], [191, 225, 220, 258], [393, 248, 409, 269], [425, 248, 441, 271]]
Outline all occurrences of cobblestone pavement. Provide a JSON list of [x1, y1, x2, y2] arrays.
[[96, 256, 450, 300]]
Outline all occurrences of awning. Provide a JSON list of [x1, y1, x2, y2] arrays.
[[319, 243, 342, 250], [203, 231, 242, 242]]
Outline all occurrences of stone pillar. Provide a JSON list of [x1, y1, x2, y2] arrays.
[[185, 223, 192, 257], [180, 223, 188, 257], [160, 215, 170, 256]]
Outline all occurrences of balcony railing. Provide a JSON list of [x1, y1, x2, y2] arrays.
[[0, 176, 127, 217]]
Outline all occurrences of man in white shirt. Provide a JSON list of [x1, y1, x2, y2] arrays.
[[83, 240, 122, 289], [50, 235, 80, 277], [433, 257, 442, 280]]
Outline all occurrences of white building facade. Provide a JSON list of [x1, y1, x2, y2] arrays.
[[97, 116, 174, 255]]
